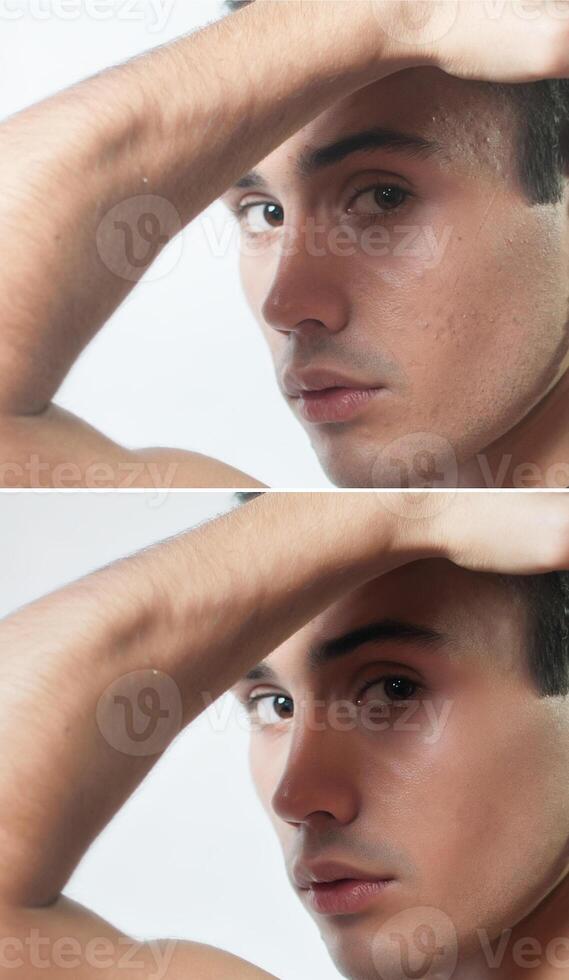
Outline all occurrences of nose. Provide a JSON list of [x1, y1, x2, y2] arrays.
[[261, 239, 351, 338], [271, 722, 359, 828]]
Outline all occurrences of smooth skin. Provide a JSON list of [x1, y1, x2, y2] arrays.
[[237, 557, 569, 979], [2, 2, 569, 487], [1, 491, 569, 977]]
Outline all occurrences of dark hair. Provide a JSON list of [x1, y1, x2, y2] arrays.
[[510, 571, 569, 697], [492, 79, 569, 204], [223, 1, 569, 205], [235, 493, 569, 698]]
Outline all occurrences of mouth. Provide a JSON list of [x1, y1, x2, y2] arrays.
[[281, 369, 385, 425], [295, 387, 384, 424], [293, 861, 396, 916], [303, 877, 395, 916]]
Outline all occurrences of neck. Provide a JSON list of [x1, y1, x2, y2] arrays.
[[460, 366, 569, 488]]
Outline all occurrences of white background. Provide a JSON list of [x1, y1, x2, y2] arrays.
[[0, 491, 341, 978], [0, 0, 332, 488]]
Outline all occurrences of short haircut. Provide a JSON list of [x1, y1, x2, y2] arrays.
[[223, 0, 569, 205], [509, 571, 569, 697], [235, 493, 569, 698]]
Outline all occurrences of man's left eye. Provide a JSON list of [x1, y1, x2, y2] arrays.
[[348, 184, 409, 216], [357, 676, 420, 705]]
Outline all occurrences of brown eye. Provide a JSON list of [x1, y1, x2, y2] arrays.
[[384, 677, 418, 701], [357, 676, 419, 705], [348, 184, 409, 216], [241, 202, 284, 234], [375, 186, 407, 210], [250, 694, 294, 727]]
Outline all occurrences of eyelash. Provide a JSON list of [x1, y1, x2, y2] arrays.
[[242, 674, 424, 725], [356, 675, 423, 703], [229, 182, 412, 230], [348, 181, 411, 217]]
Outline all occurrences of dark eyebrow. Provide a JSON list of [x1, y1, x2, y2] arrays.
[[231, 127, 443, 191], [243, 618, 449, 683]]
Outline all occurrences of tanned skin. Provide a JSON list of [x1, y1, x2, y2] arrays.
[[1, 2, 568, 487], [1, 491, 569, 977]]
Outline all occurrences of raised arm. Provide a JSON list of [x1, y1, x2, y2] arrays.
[[1, 491, 569, 976], [0, 1, 417, 489], [0, 491, 415, 977], [5, 0, 567, 489]]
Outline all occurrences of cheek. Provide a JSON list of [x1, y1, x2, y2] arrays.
[[249, 737, 279, 814], [240, 252, 272, 317], [388, 693, 569, 939], [240, 253, 285, 360], [349, 203, 569, 438]]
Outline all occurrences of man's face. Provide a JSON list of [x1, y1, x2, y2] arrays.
[[223, 68, 569, 488], [233, 561, 569, 980]]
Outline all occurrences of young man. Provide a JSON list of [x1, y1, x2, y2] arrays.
[[1, 490, 569, 979], [1, 2, 569, 488]]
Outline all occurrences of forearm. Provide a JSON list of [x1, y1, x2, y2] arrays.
[[0, 491, 415, 910], [0, 1, 410, 417]]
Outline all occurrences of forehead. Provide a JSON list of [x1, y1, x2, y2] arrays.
[[262, 559, 528, 678], [252, 66, 515, 186]]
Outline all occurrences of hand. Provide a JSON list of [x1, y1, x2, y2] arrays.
[[261, 490, 569, 591], [371, 0, 569, 82], [269, 492, 569, 586], [406, 492, 569, 575]]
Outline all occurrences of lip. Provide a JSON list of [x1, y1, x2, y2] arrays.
[[304, 878, 395, 916], [293, 860, 396, 916], [281, 369, 385, 424]]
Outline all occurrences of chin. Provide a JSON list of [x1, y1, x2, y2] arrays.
[[321, 909, 463, 980], [309, 436, 380, 488], [321, 925, 386, 980], [312, 429, 464, 489]]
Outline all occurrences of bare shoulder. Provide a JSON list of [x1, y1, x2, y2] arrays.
[[0, 405, 266, 489], [0, 898, 279, 978], [132, 447, 266, 489], [168, 941, 279, 979]]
